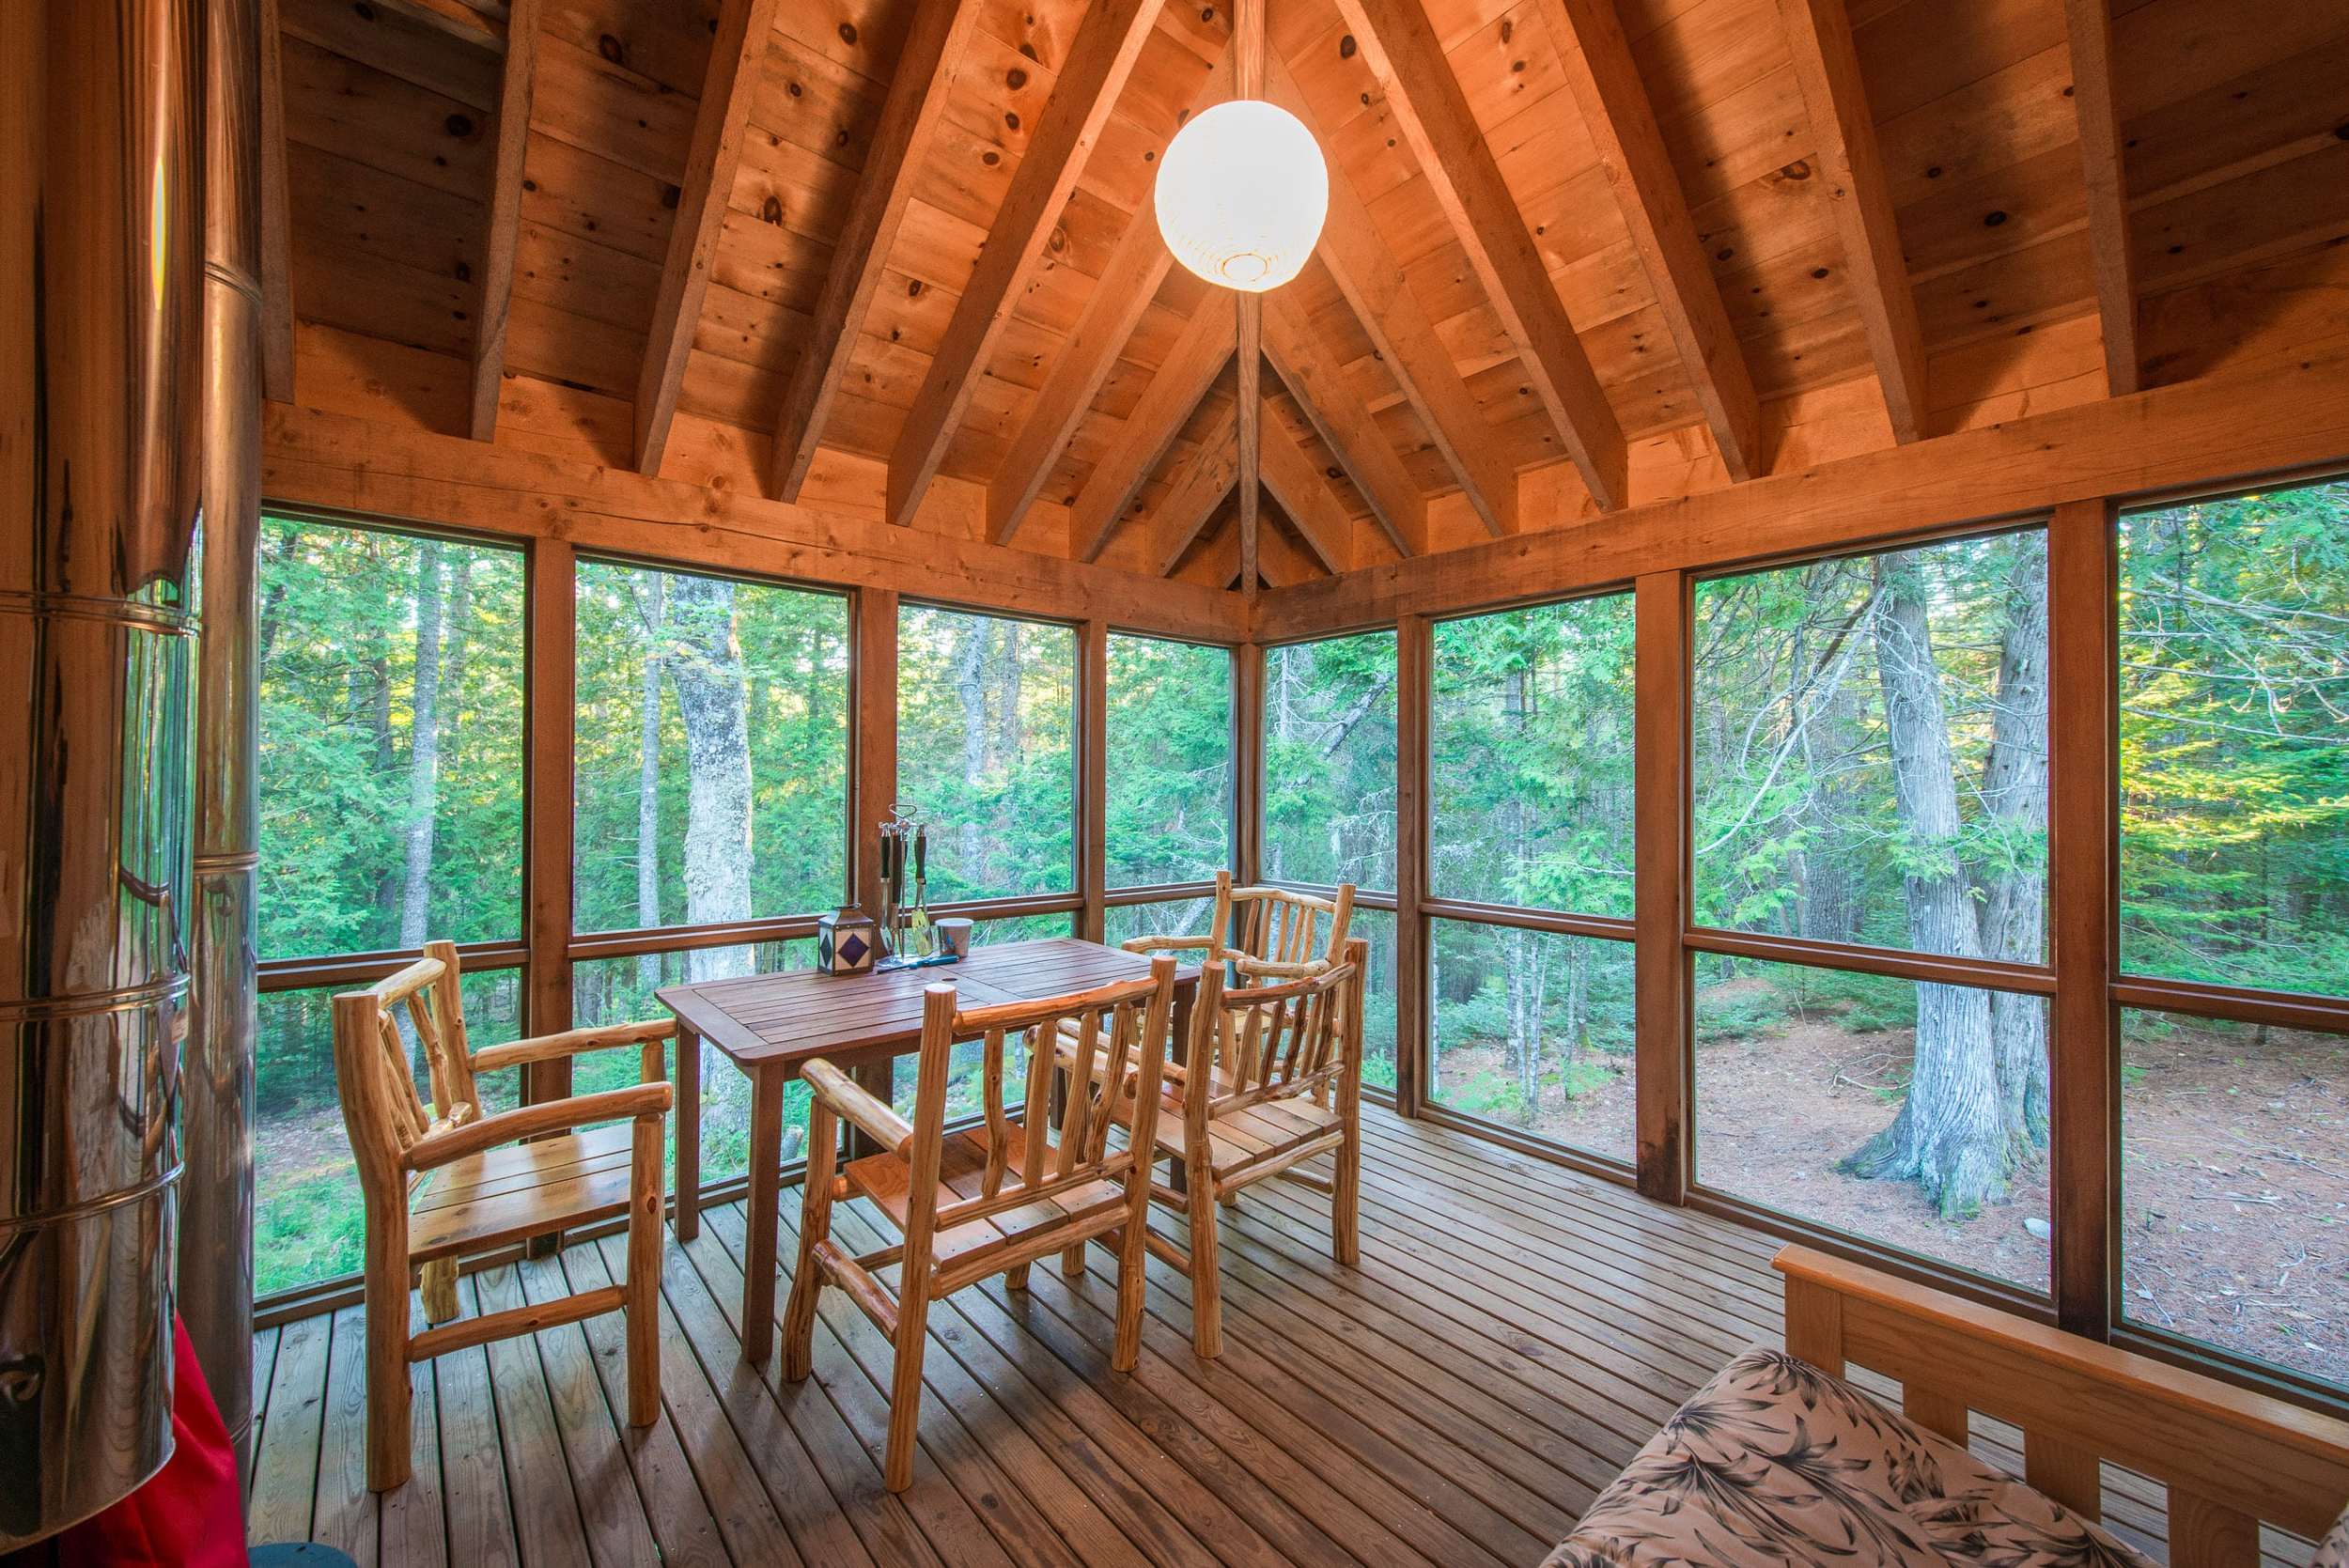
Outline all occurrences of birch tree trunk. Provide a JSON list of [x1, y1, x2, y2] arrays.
[[634, 575, 667, 991], [397, 542, 445, 949], [665, 574, 753, 983], [1976, 535, 2050, 1148], [1843, 554, 2012, 1216]]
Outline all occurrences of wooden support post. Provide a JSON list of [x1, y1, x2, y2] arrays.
[[2048, 497, 2120, 1340], [1633, 570, 1690, 1203], [1393, 614, 1430, 1117], [1233, 643, 1265, 885], [524, 540, 576, 1108], [1079, 618, 1109, 943], [855, 588, 901, 924]]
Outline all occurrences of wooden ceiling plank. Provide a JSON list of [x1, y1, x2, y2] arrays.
[[1262, 289, 1426, 555], [1237, 293, 1262, 595], [467, 0, 539, 441], [1255, 396, 1353, 575], [1540, 0, 1764, 480], [885, 0, 1167, 529], [1070, 301, 1236, 561], [770, 0, 983, 502], [1330, 0, 1627, 511], [372, 0, 506, 53], [1780, 0, 1926, 443], [2064, 0, 2139, 396], [1150, 407, 1241, 576], [631, 0, 783, 476], [1266, 55, 1517, 536], [260, 0, 295, 402], [988, 48, 1236, 546]]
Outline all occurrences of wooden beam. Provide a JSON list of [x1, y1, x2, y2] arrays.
[[1633, 568, 1689, 1204], [1262, 288, 1426, 556], [1237, 295, 1263, 593], [2047, 498, 2119, 1341], [1779, 0, 1925, 443], [1266, 56, 1517, 536], [1254, 396, 1352, 575], [633, 0, 781, 476], [264, 401, 1252, 642], [1150, 406, 1240, 576], [989, 48, 1235, 545], [1330, 0, 1627, 510], [2063, 0, 2139, 396], [770, 0, 981, 502], [1070, 302, 1235, 561], [886, 0, 1165, 529], [258, 0, 294, 403], [1232, 642, 1264, 883], [1252, 335, 2349, 639], [467, 0, 538, 442], [1540, 0, 1762, 480], [1078, 618, 1109, 942], [523, 537, 575, 1107], [1394, 613, 1430, 1116]]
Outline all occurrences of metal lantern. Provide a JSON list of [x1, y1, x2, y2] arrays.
[[817, 905, 879, 975]]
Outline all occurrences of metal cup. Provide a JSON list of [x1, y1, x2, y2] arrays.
[[936, 917, 974, 959]]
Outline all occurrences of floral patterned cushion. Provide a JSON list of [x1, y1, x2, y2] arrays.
[[1542, 1348, 2155, 1568]]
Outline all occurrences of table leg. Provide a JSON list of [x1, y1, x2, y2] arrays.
[[847, 1060, 894, 1158], [674, 1023, 701, 1242], [743, 1062, 785, 1363]]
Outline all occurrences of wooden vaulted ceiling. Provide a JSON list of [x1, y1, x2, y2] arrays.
[[268, 0, 2349, 591]]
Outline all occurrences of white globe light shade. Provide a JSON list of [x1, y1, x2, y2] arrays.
[[1154, 100, 1329, 292]]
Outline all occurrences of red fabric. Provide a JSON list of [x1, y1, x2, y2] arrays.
[[47, 1316, 247, 1567]]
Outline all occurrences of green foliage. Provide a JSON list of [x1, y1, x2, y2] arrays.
[[1264, 633, 1397, 889], [1106, 634, 1232, 887], [2119, 484, 2349, 996]]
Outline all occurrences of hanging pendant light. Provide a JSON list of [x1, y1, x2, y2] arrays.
[[1155, 99, 1329, 292]]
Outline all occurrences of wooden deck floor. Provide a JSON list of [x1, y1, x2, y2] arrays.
[[247, 1106, 1781, 1566], [247, 1105, 2278, 1567]]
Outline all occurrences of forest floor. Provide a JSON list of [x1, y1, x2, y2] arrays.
[[1442, 999, 2347, 1391]]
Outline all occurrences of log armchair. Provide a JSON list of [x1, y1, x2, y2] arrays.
[[331, 938, 676, 1492], [782, 955, 1178, 1492], [1060, 937, 1367, 1358], [1122, 869, 1356, 988]]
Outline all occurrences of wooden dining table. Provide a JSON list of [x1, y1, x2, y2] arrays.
[[658, 937, 1200, 1362]]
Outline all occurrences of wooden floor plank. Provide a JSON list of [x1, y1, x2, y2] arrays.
[[311, 1308, 380, 1566], [254, 1106, 1834, 1568], [248, 1311, 330, 1547], [246, 1324, 282, 1510]]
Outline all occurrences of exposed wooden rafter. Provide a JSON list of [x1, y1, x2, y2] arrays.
[[1261, 288, 1425, 557], [1265, 55, 1517, 537], [769, 0, 982, 502], [2062, 0, 2139, 396], [1255, 399, 1353, 574], [1330, 0, 1628, 511], [1779, 0, 1926, 443], [373, 0, 506, 51], [989, 47, 1236, 546], [1148, 406, 1240, 576], [886, 0, 1166, 529], [1237, 296, 1262, 596], [258, 0, 295, 403], [632, 0, 781, 476], [467, 0, 538, 442], [1070, 300, 1235, 561], [1541, 0, 1763, 480]]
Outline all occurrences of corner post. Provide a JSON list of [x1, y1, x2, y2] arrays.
[[1078, 617, 1108, 942], [525, 538, 577, 1103], [1634, 569, 1691, 1204], [1393, 613, 1431, 1116], [2047, 497, 2120, 1340]]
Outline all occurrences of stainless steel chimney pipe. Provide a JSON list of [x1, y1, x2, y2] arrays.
[[0, 0, 208, 1547], [185, 0, 265, 1490]]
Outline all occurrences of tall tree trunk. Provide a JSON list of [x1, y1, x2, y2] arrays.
[[635, 575, 667, 990], [665, 574, 754, 983], [957, 618, 988, 881], [1976, 535, 2050, 1149], [397, 543, 445, 950], [1843, 555, 2012, 1217]]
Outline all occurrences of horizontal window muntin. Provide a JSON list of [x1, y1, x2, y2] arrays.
[[2111, 973, 2349, 1035], [1425, 897, 1632, 941], [1257, 878, 1398, 909], [257, 940, 526, 992], [1684, 925, 2053, 995]]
